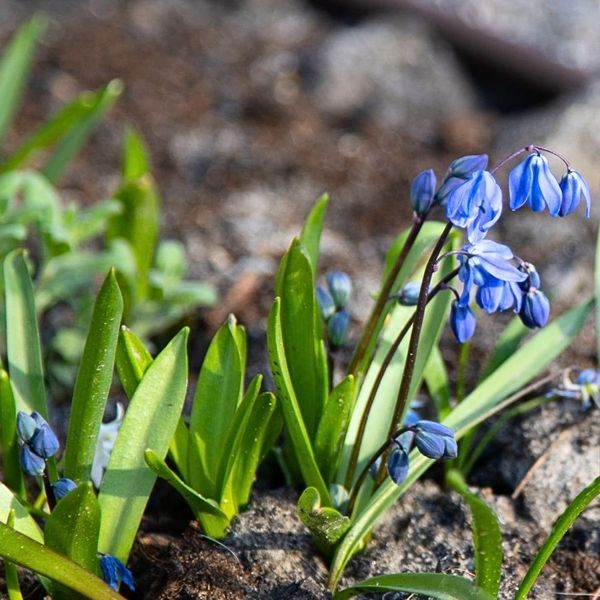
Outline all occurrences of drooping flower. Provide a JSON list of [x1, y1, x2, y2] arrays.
[[327, 310, 350, 349], [449, 301, 476, 343], [436, 154, 489, 204], [387, 443, 410, 485], [558, 170, 591, 218], [19, 444, 46, 476], [519, 289, 550, 328], [99, 554, 135, 591], [326, 271, 352, 310], [53, 478, 77, 501], [412, 420, 457, 460], [316, 284, 336, 320], [410, 169, 437, 216], [446, 170, 502, 242], [509, 153, 562, 215], [475, 277, 524, 314]]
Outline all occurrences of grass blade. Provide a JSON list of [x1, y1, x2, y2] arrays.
[[334, 573, 494, 600], [299, 193, 328, 278], [515, 476, 600, 600], [447, 470, 503, 596], [98, 328, 189, 561], [0, 16, 45, 149], [122, 126, 149, 180], [423, 345, 452, 419], [64, 270, 123, 482]]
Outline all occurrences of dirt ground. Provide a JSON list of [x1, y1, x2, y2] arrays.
[[1, 0, 599, 598]]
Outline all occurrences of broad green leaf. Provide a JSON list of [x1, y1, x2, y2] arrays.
[[328, 300, 592, 589], [187, 317, 245, 498], [122, 126, 149, 180], [516, 476, 600, 600], [297, 487, 350, 548], [481, 316, 530, 380], [0, 15, 45, 148], [98, 328, 189, 561], [220, 391, 278, 514], [44, 483, 101, 577], [268, 298, 331, 505], [274, 238, 328, 439], [447, 470, 503, 596], [115, 325, 153, 399], [169, 417, 190, 482], [0, 370, 25, 497], [314, 375, 356, 483], [4, 511, 22, 600], [334, 573, 494, 600], [0, 483, 43, 542], [3, 249, 47, 417], [42, 80, 123, 183], [107, 173, 160, 303], [299, 193, 329, 278], [64, 270, 123, 483], [0, 522, 121, 600], [423, 345, 452, 419]]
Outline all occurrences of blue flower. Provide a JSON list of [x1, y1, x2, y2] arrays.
[[410, 169, 436, 216], [520, 289, 550, 328], [53, 478, 77, 500], [403, 408, 421, 427], [99, 555, 135, 592], [327, 310, 350, 349], [436, 154, 489, 204], [316, 284, 336, 320], [19, 444, 46, 476], [509, 153, 562, 215], [387, 443, 410, 485], [450, 301, 476, 343], [16, 411, 37, 443], [412, 420, 457, 460], [475, 277, 523, 314], [446, 170, 502, 242], [29, 422, 60, 459], [326, 271, 352, 309], [547, 368, 599, 411], [559, 170, 591, 218]]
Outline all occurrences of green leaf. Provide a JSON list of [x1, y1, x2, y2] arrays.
[[515, 476, 600, 600], [267, 297, 331, 505], [297, 487, 351, 548], [187, 317, 245, 498], [446, 470, 503, 596], [0, 370, 25, 498], [3, 249, 48, 417], [0, 482, 43, 542], [220, 391, 278, 515], [122, 126, 149, 180], [299, 193, 329, 278], [274, 238, 328, 439], [481, 316, 530, 380], [328, 300, 592, 589], [423, 345, 452, 419], [98, 327, 189, 561], [334, 573, 495, 600], [4, 511, 23, 600], [107, 173, 160, 303], [64, 270, 123, 483], [0, 522, 122, 600], [0, 15, 45, 148], [44, 483, 101, 575], [314, 375, 356, 483], [168, 417, 190, 482], [42, 80, 123, 183], [115, 325, 153, 399]]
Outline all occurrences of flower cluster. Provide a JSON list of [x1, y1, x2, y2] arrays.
[[410, 147, 591, 343], [317, 271, 352, 349], [16, 411, 59, 477]]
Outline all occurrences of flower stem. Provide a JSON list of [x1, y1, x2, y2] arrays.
[[347, 215, 425, 378], [343, 264, 459, 492], [375, 222, 454, 485]]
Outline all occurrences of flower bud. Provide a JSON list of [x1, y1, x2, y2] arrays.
[[449, 301, 476, 343], [327, 310, 350, 349], [520, 289, 550, 328], [326, 271, 352, 310], [16, 411, 37, 443], [19, 444, 46, 476], [29, 423, 60, 459], [387, 444, 409, 485], [559, 170, 591, 218], [53, 478, 77, 500], [410, 169, 436, 216], [397, 281, 421, 306], [447, 154, 489, 179], [316, 284, 336, 321], [413, 420, 457, 460]]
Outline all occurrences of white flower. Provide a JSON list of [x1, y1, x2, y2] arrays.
[[91, 403, 124, 488]]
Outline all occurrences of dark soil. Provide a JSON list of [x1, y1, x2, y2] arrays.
[[2, 1, 599, 598]]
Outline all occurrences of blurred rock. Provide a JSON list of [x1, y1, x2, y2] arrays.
[[313, 17, 477, 142]]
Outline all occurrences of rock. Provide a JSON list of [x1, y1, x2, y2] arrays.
[[312, 17, 477, 142]]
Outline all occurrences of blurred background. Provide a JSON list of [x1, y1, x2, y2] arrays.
[[1, 0, 598, 341]]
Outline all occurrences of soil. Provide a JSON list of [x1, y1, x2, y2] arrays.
[[1, 1, 599, 599]]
